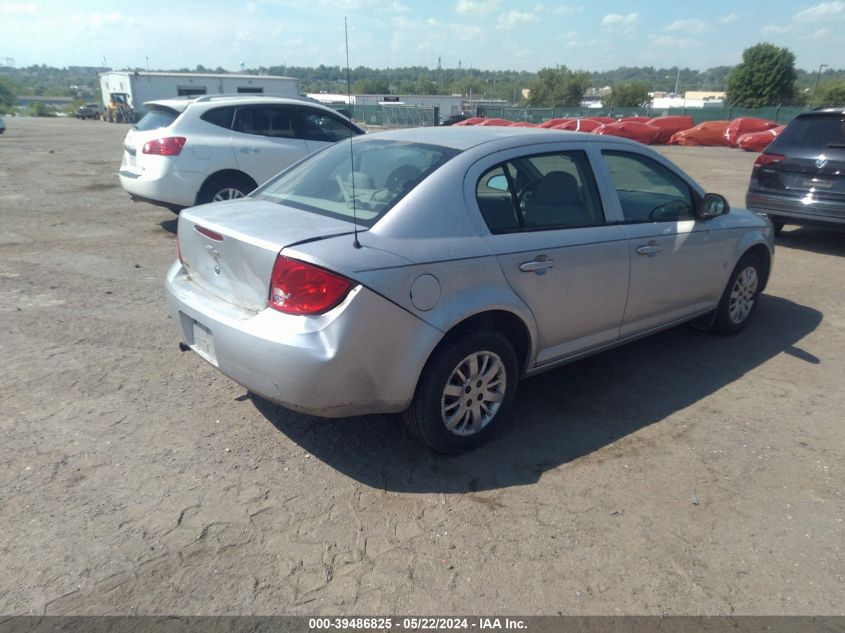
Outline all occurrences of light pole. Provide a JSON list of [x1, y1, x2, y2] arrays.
[[488, 79, 495, 109], [813, 63, 828, 105]]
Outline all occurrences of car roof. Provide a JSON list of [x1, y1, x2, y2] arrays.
[[363, 125, 640, 151], [143, 94, 323, 113]]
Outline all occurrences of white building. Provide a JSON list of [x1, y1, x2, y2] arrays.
[[99, 71, 300, 114]]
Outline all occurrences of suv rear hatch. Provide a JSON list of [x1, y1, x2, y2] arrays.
[[121, 102, 186, 175], [177, 198, 356, 313], [752, 112, 845, 201]]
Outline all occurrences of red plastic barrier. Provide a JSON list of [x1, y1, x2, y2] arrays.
[[477, 118, 512, 126], [453, 117, 486, 126], [737, 126, 785, 152], [510, 122, 540, 127], [584, 116, 614, 124], [553, 118, 602, 132], [539, 117, 574, 128], [669, 121, 731, 146], [725, 117, 779, 146], [592, 121, 662, 144], [619, 115, 651, 123], [647, 115, 695, 144]]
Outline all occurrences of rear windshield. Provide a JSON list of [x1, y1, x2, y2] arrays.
[[253, 138, 460, 227], [134, 107, 179, 132], [773, 114, 845, 150]]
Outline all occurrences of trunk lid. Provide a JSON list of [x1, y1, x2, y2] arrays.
[[178, 198, 356, 312]]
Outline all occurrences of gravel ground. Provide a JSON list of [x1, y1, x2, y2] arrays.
[[0, 117, 843, 615]]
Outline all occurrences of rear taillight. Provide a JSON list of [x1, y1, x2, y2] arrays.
[[268, 255, 352, 315], [754, 153, 785, 167], [143, 137, 186, 156]]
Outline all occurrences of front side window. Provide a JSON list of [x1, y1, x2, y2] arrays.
[[253, 139, 459, 226], [298, 108, 359, 142], [602, 151, 695, 222], [476, 150, 605, 233]]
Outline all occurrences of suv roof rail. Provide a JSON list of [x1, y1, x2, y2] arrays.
[[189, 93, 318, 104]]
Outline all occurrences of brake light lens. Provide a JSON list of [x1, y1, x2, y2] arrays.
[[143, 137, 186, 156], [268, 255, 352, 315], [754, 153, 785, 167]]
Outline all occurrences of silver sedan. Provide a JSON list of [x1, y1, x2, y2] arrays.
[[166, 127, 775, 453]]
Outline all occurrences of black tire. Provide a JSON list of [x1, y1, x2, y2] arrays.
[[772, 221, 784, 234], [196, 173, 257, 205], [712, 253, 763, 335], [403, 328, 518, 454]]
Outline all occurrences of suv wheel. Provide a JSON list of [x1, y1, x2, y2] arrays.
[[197, 174, 257, 205]]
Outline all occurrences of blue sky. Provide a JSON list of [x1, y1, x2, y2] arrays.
[[1, 0, 842, 72]]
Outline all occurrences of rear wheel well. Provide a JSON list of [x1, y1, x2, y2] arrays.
[[196, 170, 258, 205], [440, 310, 532, 375], [744, 243, 771, 291]]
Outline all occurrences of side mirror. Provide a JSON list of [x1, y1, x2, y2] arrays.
[[698, 193, 730, 219]]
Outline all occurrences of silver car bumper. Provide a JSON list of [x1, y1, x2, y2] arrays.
[[747, 192, 845, 226], [165, 261, 442, 417]]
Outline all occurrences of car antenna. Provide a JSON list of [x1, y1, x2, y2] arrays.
[[345, 17, 361, 249]]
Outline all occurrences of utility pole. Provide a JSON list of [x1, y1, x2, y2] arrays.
[[673, 67, 681, 97], [813, 63, 828, 105]]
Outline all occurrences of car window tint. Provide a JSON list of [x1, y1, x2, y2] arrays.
[[233, 106, 298, 139], [200, 106, 235, 130], [134, 107, 179, 131], [297, 108, 357, 142], [772, 114, 845, 149], [602, 151, 694, 223], [477, 151, 605, 232]]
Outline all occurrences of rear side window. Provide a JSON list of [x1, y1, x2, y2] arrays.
[[200, 106, 235, 130], [476, 151, 605, 233], [134, 107, 179, 131], [232, 105, 299, 139], [772, 114, 845, 150]]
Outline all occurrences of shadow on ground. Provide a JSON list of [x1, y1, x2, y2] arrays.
[[777, 226, 845, 257], [251, 294, 821, 493]]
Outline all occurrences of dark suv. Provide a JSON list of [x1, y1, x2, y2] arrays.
[[746, 108, 845, 232]]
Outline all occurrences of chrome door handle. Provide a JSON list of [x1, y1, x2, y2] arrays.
[[519, 258, 555, 273], [636, 241, 663, 257], [238, 147, 258, 154]]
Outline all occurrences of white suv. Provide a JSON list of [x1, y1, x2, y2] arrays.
[[118, 95, 365, 211]]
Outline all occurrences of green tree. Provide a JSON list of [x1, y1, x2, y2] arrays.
[[610, 81, 649, 107], [727, 43, 798, 107], [0, 76, 17, 113], [352, 78, 390, 94], [527, 66, 590, 106], [813, 79, 845, 106]]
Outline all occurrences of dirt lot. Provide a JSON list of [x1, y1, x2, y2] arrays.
[[1, 117, 843, 616]]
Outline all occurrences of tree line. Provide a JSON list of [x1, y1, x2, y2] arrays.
[[2, 43, 845, 114]]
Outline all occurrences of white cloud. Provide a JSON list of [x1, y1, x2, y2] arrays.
[[761, 23, 791, 34], [550, 4, 583, 15], [794, 1, 845, 21], [815, 26, 832, 36], [664, 18, 710, 33], [90, 11, 133, 28], [2, 2, 35, 13], [601, 12, 638, 29], [650, 35, 698, 49], [719, 13, 739, 24], [455, 0, 498, 15], [496, 10, 537, 30]]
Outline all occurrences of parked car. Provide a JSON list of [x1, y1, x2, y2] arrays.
[[166, 127, 774, 453], [0, 115, 5, 134], [75, 103, 103, 120], [440, 113, 469, 126], [746, 108, 845, 232], [119, 95, 366, 212]]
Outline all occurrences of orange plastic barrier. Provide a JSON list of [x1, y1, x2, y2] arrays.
[[619, 115, 652, 123], [477, 118, 513, 126], [737, 126, 785, 152], [510, 122, 540, 127], [553, 118, 602, 132], [592, 121, 662, 144], [539, 118, 574, 128], [584, 116, 614, 124], [647, 116, 695, 144], [453, 117, 486, 126], [725, 117, 779, 146], [669, 121, 731, 146]]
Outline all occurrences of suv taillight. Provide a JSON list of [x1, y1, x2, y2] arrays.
[[268, 255, 352, 315], [754, 153, 785, 167], [143, 137, 186, 156]]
